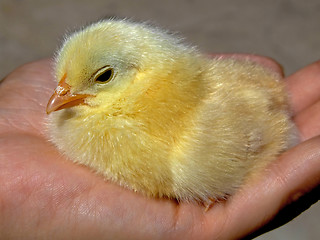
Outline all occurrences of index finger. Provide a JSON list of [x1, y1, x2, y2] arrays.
[[285, 61, 320, 115]]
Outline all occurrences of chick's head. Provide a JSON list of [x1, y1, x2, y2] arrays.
[[47, 20, 202, 116]]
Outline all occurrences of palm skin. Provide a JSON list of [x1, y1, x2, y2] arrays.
[[0, 56, 319, 239]]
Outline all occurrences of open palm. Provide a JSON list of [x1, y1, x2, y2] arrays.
[[0, 57, 319, 239]]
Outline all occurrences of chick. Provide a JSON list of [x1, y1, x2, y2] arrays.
[[46, 19, 295, 202]]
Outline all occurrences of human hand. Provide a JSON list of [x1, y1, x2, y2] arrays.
[[0, 57, 319, 239]]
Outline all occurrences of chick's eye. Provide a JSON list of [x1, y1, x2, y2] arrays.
[[95, 68, 114, 83]]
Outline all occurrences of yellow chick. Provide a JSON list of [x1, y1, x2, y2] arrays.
[[46, 19, 295, 202]]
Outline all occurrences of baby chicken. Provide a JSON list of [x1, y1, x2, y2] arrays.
[[46, 19, 295, 202]]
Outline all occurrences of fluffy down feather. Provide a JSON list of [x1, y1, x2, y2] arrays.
[[47, 19, 296, 202]]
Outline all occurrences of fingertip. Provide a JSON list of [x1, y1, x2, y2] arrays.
[[209, 53, 284, 77], [286, 60, 320, 114]]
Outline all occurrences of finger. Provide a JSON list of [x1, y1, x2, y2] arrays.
[[285, 60, 320, 115], [294, 99, 320, 141], [210, 53, 284, 77], [203, 136, 320, 239]]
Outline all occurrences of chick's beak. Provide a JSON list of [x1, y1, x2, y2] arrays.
[[46, 74, 91, 114]]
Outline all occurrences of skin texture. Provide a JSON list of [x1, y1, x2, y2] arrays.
[[0, 56, 319, 239]]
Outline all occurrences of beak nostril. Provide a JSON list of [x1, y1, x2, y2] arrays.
[[55, 85, 69, 96]]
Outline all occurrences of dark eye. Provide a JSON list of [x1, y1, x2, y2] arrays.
[[95, 68, 114, 83]]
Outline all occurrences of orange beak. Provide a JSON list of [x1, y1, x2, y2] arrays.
[[46, 74, 91, 114]]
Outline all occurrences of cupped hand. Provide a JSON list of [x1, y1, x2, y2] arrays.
[[0, 57, 319, 239]]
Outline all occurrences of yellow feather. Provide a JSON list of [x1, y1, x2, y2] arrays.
[[47, 19, 296, 202]]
